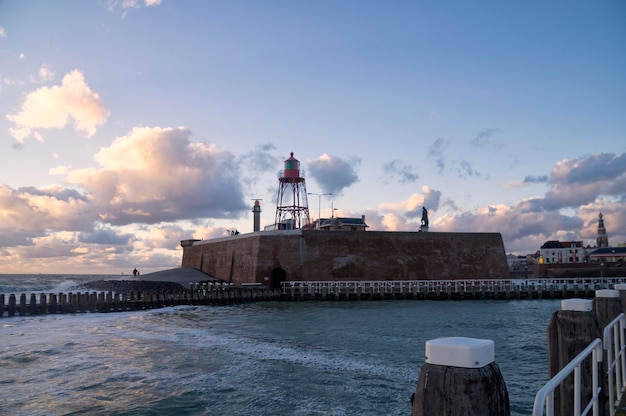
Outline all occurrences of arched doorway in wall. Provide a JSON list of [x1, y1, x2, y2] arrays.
[[269, 268, 287, 289]]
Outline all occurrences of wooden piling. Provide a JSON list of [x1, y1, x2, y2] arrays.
[[593, 289, 622, 333], [8, 294, 16, 317], [547, 299, 601, 416], [412, 337, 509, 416]]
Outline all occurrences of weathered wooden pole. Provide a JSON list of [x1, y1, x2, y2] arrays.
[[614, 284, 626, 314], [547, 298, 601, 416], [19, 294, 27, 315], [8, 294, 16, 317], [39, 293, 47, 315], [411, 337, 510, 416], [29, 293, 37, 315], [594, 289, 622, 336], [49, 293, 57, 314], [594, 288, 623, 415]]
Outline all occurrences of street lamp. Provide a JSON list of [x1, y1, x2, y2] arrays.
[[308, 192, 332, 229]]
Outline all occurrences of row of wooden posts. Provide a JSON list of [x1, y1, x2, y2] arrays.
[[3, 278, 626, 318], [0, 285, 282, 318]]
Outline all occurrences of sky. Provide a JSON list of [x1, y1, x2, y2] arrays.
[[0, 0, 625, 274]]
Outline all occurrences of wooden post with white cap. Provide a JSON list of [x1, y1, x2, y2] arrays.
[[547, 298, 601, 416], [594, 289, 623, 331], [411, 337, 510, 416], [594, 289, 622, 415], [614, 283, 626, 314]]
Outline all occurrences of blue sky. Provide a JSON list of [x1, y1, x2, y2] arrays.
[[1, 0, 625, 274]]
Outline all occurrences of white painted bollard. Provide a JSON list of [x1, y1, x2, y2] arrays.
[[411, 337, 509, 416]]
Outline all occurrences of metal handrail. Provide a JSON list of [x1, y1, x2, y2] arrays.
[[532, 338, 603, 416], [603, 313, 626, 416], [281, 278, 626, 294]]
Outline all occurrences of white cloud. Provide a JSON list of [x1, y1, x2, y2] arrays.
[[6, 70, 110, 143], [29, 64, 55, 83]]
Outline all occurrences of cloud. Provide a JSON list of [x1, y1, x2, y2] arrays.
[[0, 26, 6, 38], [539, 153, 626, 210], [29, 64, 55, 83], [78, 226, 133, 245], [470, 128, 503, 148], [524, 175, 548, 184], [428, 137, 449, 174], [122, 0, 162, 7], [66, 126, 249, 225], [551, 153, 626, 185], [0, 184, 94, 238], [455, 159, 480, 178], [307, 153, 360, 195], [6, 70, 110, 144], [237, 143, 282, 194], [378, 186, 442, 221], [383, 159, 419, 184], [106, 0, 162, 16], [502, 174, 548, 189], [368, 152, 626, 254]]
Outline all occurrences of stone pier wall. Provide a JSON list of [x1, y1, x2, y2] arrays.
[[181, 230, 509, 286]]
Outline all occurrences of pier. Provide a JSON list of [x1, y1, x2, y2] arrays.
[[281, 277, 626, 301]]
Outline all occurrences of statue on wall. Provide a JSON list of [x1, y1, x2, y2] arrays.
[[421, 207, 429, 227]]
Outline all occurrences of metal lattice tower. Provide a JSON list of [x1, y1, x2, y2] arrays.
[[274, 152, 311, 230]]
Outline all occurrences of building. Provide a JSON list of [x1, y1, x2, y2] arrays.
[[597, 212, 609, 248], [317, 216, 368, 231], [588, 247, 626, 264], [538, 240, 586, 264]]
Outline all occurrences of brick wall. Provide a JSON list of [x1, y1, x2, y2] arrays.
[[181, 230, 509, 285]]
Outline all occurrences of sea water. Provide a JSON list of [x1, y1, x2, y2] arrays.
[[0, 274, 560, 415]]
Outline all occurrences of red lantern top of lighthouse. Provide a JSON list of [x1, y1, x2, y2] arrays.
[[283, 152, 301, 179]]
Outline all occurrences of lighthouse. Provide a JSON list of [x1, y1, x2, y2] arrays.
[[274, 152, 311, 230], [252, 200, 261, 232]]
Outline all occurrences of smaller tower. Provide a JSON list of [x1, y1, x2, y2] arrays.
[[597, 212, 609, 248], [252, 200, 261, 232]]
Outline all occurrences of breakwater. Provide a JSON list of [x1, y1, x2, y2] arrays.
[[0, 284, 281, 318], [3, 277, 626, 318]]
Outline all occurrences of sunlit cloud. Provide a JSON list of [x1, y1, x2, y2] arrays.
[[29, 64, 55, 83], [66, 126, 248, 225], [6, 70, 110, 144]]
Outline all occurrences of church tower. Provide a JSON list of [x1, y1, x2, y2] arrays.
[[596, 212, 609, 248]]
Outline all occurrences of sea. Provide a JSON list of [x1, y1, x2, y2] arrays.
[[0, 274, 561, 416]]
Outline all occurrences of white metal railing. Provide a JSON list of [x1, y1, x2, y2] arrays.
[[532, 338, 603, 416], [604, 313, 626, 415], [281, 278, 626, 295]]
